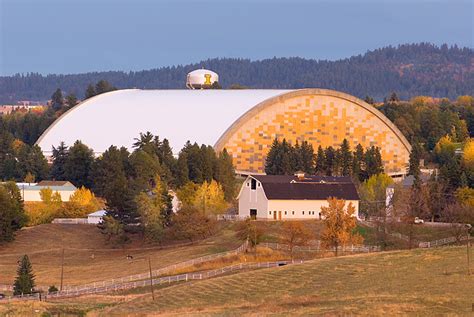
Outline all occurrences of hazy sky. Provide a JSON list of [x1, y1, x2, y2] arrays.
[[0, 0, 473, 75]]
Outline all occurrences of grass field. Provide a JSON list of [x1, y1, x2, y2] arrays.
[[1, 246, 472, 316], [0, 220, 458, 289], [0, 223, 241, 288]]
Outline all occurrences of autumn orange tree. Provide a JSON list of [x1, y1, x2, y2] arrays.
[[320, 198, 363, 256], [279, 221, 313, 260]]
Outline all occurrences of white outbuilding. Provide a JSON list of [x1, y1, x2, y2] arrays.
[[87, 210, 107, 224]]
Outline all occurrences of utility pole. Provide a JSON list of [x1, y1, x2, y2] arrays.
[[60, 248, 65, 291], [467, 224, 472, 275], [148, 257, 155, 300]]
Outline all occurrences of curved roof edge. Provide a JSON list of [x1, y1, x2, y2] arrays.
[[214, 88, 412, 153], [35, 89, 141, 151]]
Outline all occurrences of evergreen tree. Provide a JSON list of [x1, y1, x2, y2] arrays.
[[280, 139, 293, 175], [408, 142, 422, 180], [157, 138, 176, 184], [352, 144, 365, 182], [64, 141, 94, 188], [365, 146, 384, 177], [13, 255, 35, 295], [95, 80, 116, 95], [65, 93, 78, 108], [215, 149, 236, 201], [50, 142, 69, 180], [339, 139, 353, 176], [51, 88, 64, 111], [85, 84, 96, 99], [0, 183, 26, 243], [132, 131, 155, 153], [175, 151, 190, 187], [16, 145, 49, 181], [364, 96, 375, 105], [201, 144, 217, 182], [91, 146, 140, 231], [315, 145, 326, 175], [265, 138, 280, 175], [185, 142, 205, 183], [324, 146, 336, 176], [129, 149, 161, 192], [297, 141, 315, 174]]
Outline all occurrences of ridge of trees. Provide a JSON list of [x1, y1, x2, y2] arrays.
[[264, 138, 383, 182], [1, 43, 473, 103]]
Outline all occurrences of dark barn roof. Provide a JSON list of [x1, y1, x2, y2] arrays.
[[252, 175, 359, 201]]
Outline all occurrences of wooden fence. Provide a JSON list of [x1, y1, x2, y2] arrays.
[[261, 242, 381, 253], [4, 260, 301, 301]]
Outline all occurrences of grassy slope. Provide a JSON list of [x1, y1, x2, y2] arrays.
[[0, 220, 458, 288], [0, 224, 240, 287], [93, 246, 474, 316]]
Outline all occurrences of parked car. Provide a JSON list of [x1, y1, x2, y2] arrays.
[[414, 217, 424, 224]]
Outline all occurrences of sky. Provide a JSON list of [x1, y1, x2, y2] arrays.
[[0, 0, 473, 76]]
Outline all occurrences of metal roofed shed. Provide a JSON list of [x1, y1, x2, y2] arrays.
[[87, 210, 107, 224]]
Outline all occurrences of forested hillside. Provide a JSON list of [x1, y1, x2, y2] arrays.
[[1, 43, 473, 103]]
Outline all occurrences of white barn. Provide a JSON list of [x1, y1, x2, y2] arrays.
[[238, 173, 360, 220]]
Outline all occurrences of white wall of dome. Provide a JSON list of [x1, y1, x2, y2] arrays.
[[36, 89, 292, 156]]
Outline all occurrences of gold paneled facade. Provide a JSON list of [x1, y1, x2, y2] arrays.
[[215, 89, 411, 175]]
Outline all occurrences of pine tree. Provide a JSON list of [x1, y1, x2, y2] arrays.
[[51, 88, 64, 111], [298, 141, 315, 174], [50, 142, 69, 180], [215, 149, 236, 201], [65, 94, 78, 108], [352, 144, 365, 181], [339, 139, 353, 176], [265, 138, 280, 175], [365, 146, 384, 177], [95, 80, 116, 95], [13, 255, 35, 295], [324, 146, 336, 176], [408, 142, 422, 181], [315, 145, 326, 175], [158, 138, 177, 184], [175, 151, 190, 187], [85, 84, 96, 99], [64, 141, 95, 188], [0, 183, 27, 242], [280, 139, 293, 175]]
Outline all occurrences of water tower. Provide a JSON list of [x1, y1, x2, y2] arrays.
[[186, 69, 219, 89]]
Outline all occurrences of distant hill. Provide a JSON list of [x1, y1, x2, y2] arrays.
[[1, 43, 472, 103]]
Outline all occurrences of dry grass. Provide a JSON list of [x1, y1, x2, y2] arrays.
[[166, 246, 289, 276], [0, 223, 240, 288], [91, 246, 474, 316]]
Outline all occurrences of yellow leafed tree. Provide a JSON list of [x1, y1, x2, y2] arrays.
[[177, 180, 228, 215], [462, 138, 474, 171], [320, 198, 362, 256], [194, 180, 228, 215], [62, 187, 103, 217]]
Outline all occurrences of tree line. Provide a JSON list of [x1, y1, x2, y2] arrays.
[[265, 138, 383, 182], [1, 43, 472, 103], [0, 130, 236, 244]]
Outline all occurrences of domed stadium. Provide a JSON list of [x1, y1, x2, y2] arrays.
[[36, 88, 411, 175]]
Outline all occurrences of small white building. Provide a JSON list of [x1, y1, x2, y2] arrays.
[[238, 173, 360, 220], [87, 210, 107, 224], [17, 180, 77, 202]]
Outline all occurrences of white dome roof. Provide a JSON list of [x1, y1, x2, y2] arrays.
[[36, 89, 293, 156]]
